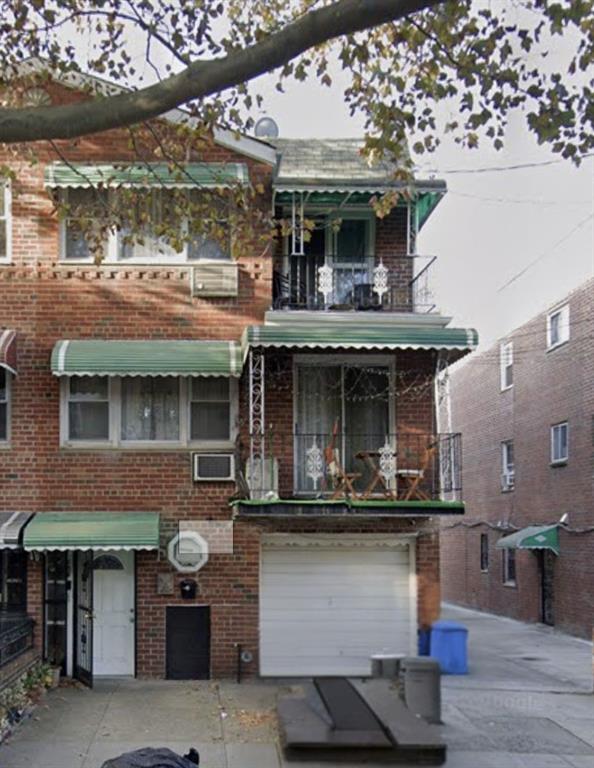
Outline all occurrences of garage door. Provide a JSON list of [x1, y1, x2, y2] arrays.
[[260, 538, 415, 676]]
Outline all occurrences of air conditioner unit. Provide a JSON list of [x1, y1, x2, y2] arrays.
[[191, 263, 239, 297], [501, 470, 515, 491], [246, 457, 279, 499], [192, 453, 235, 481]]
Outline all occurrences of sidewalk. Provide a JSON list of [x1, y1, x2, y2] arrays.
[[0, 604, 591, 768]]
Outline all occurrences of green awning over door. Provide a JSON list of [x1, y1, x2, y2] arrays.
[[496, 525, 560, 556], [51, 340, 242, 377], [23, 512, 160, 552], [44, 162, 249, 189]]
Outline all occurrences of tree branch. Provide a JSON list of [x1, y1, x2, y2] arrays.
[[0, 0, 443, 143]]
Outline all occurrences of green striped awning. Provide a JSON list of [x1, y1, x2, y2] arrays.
[[51, 340, 242, 377], [244, 324, 478, 352], [24, 512, 160, 552], [44, 162, 249, 189], [496, 525, 560, 556]]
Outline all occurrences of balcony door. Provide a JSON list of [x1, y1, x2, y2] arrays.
[[295, 361, 392, 493]]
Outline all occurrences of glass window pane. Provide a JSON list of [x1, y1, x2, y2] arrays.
[[121, 377, 180, 441], [70, 376, 108, 400], [0, 404, 6, 440], [0, 185, 5, 217], [0, 221, 6, 259], [191, 377, 229, 402], [188, 234, 230, 261], [335, 220, 367, 262], [69, 402, 109, 440], [65, 224, 92, 260], [191, 402, 230, 440]]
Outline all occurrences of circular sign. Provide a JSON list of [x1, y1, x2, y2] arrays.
[[167, 531, 209, 573]]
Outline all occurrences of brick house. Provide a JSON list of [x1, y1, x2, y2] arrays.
[[440, 279, 594, 639], [0, 66, 477, 684]]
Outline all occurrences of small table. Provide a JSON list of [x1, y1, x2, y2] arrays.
[[355, 450, 397, 500]]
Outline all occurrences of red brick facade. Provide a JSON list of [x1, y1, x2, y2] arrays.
[[441, 279, 594, 638], [1, 78, 449, 680]]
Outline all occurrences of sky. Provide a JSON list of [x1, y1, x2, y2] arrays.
[[248, 70, 594, 350]]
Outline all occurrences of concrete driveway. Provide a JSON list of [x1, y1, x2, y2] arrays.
[[0, 604, 592, 768]]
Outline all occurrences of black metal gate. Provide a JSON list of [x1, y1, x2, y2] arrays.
[[74, 551, 94, 687]]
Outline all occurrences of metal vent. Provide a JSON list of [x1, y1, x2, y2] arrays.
[[192, 263, 239, 297]]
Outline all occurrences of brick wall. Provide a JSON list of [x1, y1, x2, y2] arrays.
[[441, 279, 594, 638]]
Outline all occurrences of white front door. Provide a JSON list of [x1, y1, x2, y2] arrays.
[[260, 537, 416, 676], [93, 550, 135, 676]]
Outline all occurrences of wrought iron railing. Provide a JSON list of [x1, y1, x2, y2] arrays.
[[272, 255, 436, 313], [244, 431, 462, 500], [0, 613, 34, 669]]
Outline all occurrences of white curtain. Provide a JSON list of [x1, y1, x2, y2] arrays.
[[121, 377, 179, 441]]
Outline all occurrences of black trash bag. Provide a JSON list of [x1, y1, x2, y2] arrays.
[[101, 747, 199, 768]]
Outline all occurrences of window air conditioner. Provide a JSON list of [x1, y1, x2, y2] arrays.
[[192, 453, 235, 481], [501, 470, 515, 491], [191, 263, 239, 297]]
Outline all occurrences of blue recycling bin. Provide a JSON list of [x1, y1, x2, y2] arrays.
[[418, 627, 431, 656], [430, 620, 468, 674]]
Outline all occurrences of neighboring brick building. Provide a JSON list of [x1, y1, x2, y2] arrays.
[[441, 279, 594, 639], [1, 64, 477, 684]]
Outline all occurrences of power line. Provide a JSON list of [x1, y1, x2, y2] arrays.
[[419, 152, 594, 175], [448, 189, 591, 207], [497, 212, 594, 292]]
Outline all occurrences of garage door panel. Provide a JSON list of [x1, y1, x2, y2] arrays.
[[260, 541, 415, 677]]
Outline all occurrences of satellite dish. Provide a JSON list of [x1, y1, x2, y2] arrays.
[[254, 116, 280, 139]]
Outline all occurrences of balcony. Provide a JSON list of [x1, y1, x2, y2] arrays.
[[272, 255, 436, 313], [240, 432, 462, 514], [0, 613, 34, 669]]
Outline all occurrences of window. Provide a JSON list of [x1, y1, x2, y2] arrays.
[[501, 440, 515, 491], [0, 368, 8, 442], [502, 549, 516, 585], [0, 550, 27, 611], [121, 377, 180, 442], [0, 181, 11, 263], [551, 421, 569, 465], [61, 189, 231, 264], [190, 377, 231, 441], [62, 188, 108, 261], [62, 375, 236, 448], [500, 342, 513, 390], [68, 376, 109, 441], [547, 304, 570, 350], [480, 533, 489, 572]]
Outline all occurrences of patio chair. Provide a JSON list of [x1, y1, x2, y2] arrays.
[[324, 420, 361, 499], [397, 437, 438, 501]]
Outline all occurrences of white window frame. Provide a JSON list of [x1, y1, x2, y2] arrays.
[[502, 548, 516, 586], [546, 304, 570, 350], [60, 375, 237, 450], [59, 189, 232, 265], [0, 181, 12, 264], [501, 440, 515, 491], [188, 377, 236, 445], [0, 369, 11, 446], [499, 341, 513, 391], [550, 421, 569, 465]]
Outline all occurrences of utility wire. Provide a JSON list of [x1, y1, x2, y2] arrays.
[[419, 152, 594, 175]]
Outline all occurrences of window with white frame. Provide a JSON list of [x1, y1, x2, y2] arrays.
[[501, 440, 515, 491], [502, 548, 516, 585], [0, 182, 12, 262], [0, 368, 9, 442], [63, 375, 236, 447], [68, 376, 109, 441], [61, 188, 231, 264], [546, 304, 570, 349], [190, 377, 232, 441], [550, 421, 568, 465], [500, 341, 513, 390]]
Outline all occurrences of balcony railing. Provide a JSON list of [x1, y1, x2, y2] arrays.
[[272, 255, 436, 313], [245, 431, 462, 501], [0, 613, 34, 669]]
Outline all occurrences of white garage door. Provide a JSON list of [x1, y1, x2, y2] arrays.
[[260, 538, 415, 676]]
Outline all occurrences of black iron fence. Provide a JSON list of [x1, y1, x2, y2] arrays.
[[272, 254, 436, 313], [0, 613, 34, 669], [245, 431, 462, 500]]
